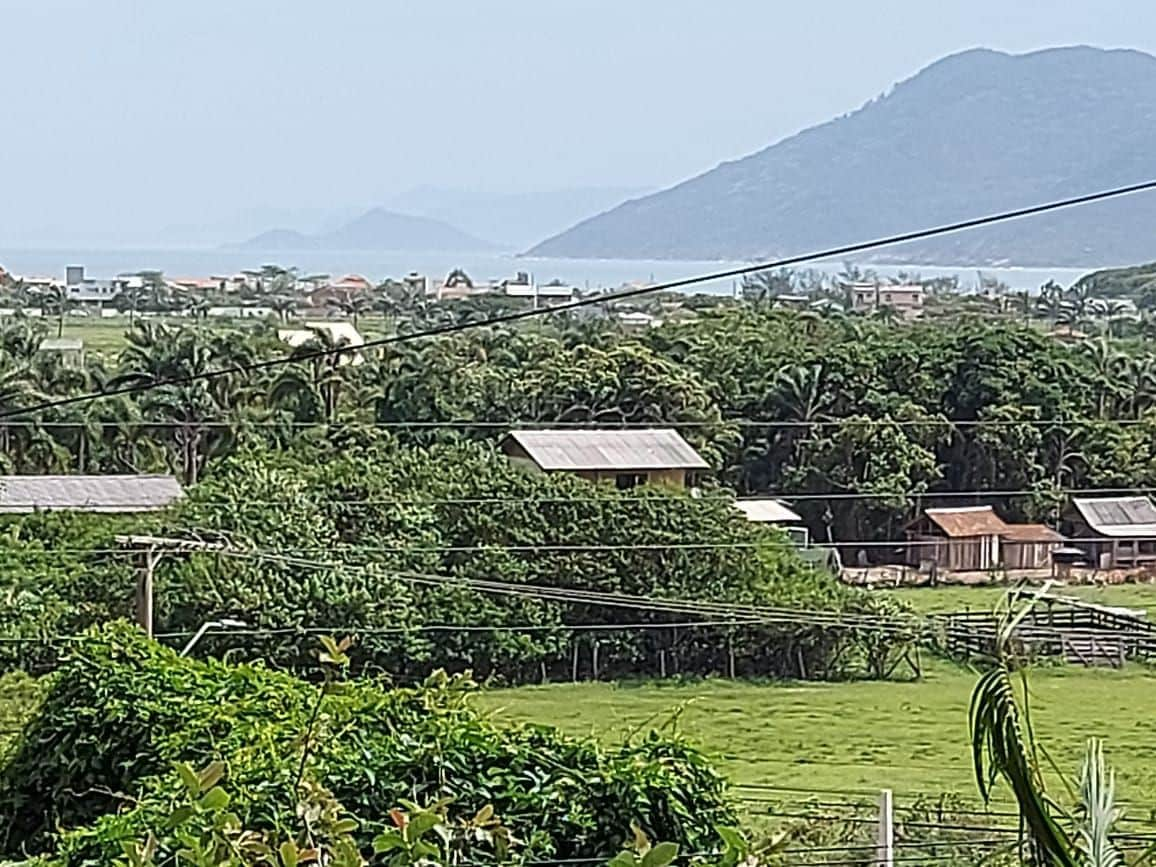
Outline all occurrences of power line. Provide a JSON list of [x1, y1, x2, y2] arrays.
[[6, 416, 1156, 428], [6, 178, 1156, 422]]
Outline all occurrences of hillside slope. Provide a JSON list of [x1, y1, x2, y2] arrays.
[[238, 207, 498, 252], [528, 46, 1156, 266]]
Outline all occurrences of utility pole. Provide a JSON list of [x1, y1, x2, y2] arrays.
[[117, 535, 224, 639]]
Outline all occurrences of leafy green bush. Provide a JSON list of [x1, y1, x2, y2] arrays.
[[0, 625, 734, 864]]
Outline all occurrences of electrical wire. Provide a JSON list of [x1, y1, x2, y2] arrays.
[[6, 177, 1156, 422]]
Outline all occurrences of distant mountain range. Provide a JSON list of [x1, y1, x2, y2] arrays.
[[235, 207, 498, 252], [528, 46, 1156, 267], [387, 186, 647, 250]]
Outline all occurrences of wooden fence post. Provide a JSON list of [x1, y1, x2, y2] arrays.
[[876, 789, 894, 867]]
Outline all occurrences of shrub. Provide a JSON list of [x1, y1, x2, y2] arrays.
[[0, 624, 734, 864]]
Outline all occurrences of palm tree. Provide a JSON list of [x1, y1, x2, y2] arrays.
[[37, 284, 74, 338], [327, 295, 372, 329], [271, 295, 298, 323]]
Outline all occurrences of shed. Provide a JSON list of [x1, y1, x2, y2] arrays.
[[733, 498, 809, 545], [906, 506, 1008, 572], [37, 337, 85, 367], [501, 428, 708, 489], [0, 474, 183, 513], [1069, 496, 1156, 568], [1000, 524, 1064, 570]]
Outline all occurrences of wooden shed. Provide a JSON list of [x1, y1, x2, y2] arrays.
[[906, 506, 1008, 572], [1000, 524, 1063, 570], [501, 428, 709, 489], [1068, 496, 1156, 569]]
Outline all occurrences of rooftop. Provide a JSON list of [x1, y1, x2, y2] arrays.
[[0, 474, 183, 513], [38, 337, 84, 352], [503, 428, 709, 472], [734, 499, 802, 523], [1071, 496, 1156, 537], [1000, 523, 1064, 543], [922, 505, 1008, 538]]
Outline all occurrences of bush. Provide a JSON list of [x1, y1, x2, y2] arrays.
[[0, 624, 734, 864]]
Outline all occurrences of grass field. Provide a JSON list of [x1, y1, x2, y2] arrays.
[[477, 661, 1156, 812], [883, 582, 1156, 615]]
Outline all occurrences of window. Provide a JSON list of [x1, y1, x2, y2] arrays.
[[883, 293, 892, 303], [615, 472, 647, 490]]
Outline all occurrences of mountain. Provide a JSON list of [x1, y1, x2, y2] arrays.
[[387, 186, 648, 249], [236, 208, 498, 252], [528, 46, 1156, 267]]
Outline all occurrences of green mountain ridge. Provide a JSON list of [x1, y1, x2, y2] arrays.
[[527, 46, 1156, 267]]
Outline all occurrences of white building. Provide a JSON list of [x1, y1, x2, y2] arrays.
[[64, 265, 135, 305]]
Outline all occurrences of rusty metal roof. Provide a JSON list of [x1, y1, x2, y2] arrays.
[[1072, 496, 1156, 537], [504, 429, 709, 472], [1000, 523, 1064, 543], [0, 475, 183, 513], [923, 506, 1008, 538]]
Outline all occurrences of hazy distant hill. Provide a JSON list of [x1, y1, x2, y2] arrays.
[[529, 46, 1156, 267], [237, 208, 497, 252], [388, 186, 647, 249]]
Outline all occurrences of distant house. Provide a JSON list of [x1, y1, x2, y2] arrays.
[[906, 506, 1008, 571], [501, 273, 577, 304], [734, 498, 809, 546], [206, 306, 275, 319], [501, 428, 709, 489], [64, 265, 133, 306], [848, 282, 924, 319], [37, 337, 85, 367], [1068, 496, 1156, 569], [0, 474, 182, 514]]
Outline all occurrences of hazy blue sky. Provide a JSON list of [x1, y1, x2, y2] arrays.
[[5, 0, 1156, 246]]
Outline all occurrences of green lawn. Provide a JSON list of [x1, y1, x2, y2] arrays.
[[884, 582, 1156, 615], [477, 662, 1156, 812]]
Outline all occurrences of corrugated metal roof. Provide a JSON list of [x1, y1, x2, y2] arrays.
[[1072, 496, 1156, 537], [923, 506, 1008, 538], [734, 499, 802, 523], [1000, 523, 1064, 543], [39, 338, 84, 352], [504, 429, 709, 472], [0, 475, 183, 513]]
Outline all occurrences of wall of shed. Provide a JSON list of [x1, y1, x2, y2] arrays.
[[907, 533, 1000, 572], [1002, 541, 1053, 571], [574, 468, 688, 488]]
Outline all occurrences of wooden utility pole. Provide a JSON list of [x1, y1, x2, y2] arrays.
[[117, 535, 224, 639]]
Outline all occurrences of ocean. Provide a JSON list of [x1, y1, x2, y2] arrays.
[[0, 248, 1092, 294]]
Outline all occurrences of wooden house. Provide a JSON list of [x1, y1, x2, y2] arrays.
[[1068, 496, 1156, 569], [906, 506, 1008, 571], [501, 428, 708, 489]]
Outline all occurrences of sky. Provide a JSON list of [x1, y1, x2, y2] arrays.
[[5, 0, 1156, 247]]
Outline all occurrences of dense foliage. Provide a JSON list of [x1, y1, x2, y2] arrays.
[[0, 625, 734, 864], [5, 299, 1156, 554], [0, 437, 912, 681]]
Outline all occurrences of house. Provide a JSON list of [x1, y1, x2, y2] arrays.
[[501, 428, 709, 489], [1068, 496, 1156, 569], [64, 265, 133, 306], [906, 506, 1008, 571], [277, 321, 366, 365], [37, 337, 85, 367], [1000, 524, 1065, 570], [848, 282, 924, 319], [501, 273, 577, 305], [616, 311, 660, 329], [0, 474, 183, 513], [206, 306, 275, 319], [733, 498, 809, 546]]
